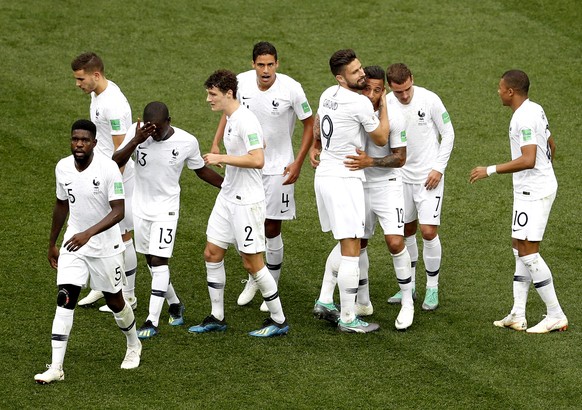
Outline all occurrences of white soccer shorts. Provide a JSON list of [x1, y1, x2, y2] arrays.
[[315, 176, 365, 240], [206, 195, 266, 254], [57, 251, 125, 293], [511, 192, 555, 241], [134, 216, 178, 258], [363, 180, 405, 238], [263, 173, 296, 220], [403, 177, 444, 225]]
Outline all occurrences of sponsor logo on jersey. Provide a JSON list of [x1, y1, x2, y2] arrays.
[[114, 182, 124, 195], [521, 129, 532, 141], [442, 111, 451, 124], [400, 130, 407, 142], [302, 101, 311, 114]]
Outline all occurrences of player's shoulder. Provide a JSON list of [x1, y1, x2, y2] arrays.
[[275, 72, 302, 88], [171, 126, 198, 143], [56, 155, 74, 171]]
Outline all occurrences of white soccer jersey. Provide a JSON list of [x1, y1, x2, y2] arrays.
[[237, 70, 312, 175], [90, 80, 132, 158], [219, 106, 265, 204], [121, 124, 205, 221], [388, 86, 454, 183], [363, 104, 407, 187], [316, 85, 379, 179], [509, 99, 557, 200], [55, 153, 125, 257]]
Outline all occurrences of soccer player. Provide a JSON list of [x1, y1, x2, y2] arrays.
[[470, 70, 568, 333], [311, 50, 389, 333], [385, 63, 455, 311], [211, 42, 314, 312], [113, 102, 223, 339], [312, 66, 414, 330], [188, 69, 289, 337], [35, 119, 141, 385], [71, 52, 138, 312]]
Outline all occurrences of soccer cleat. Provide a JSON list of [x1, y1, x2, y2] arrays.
[[395, 305, 414, 330], [121, 341, 142, 369], [248, 318, 289, 337], [137, 320, 159, 340], [493, 313, 527, 331], [168, 302, 185, 326], [526, 315, 568, 334], [259, 301, 269, 312], [422, 287, 439, 311], [313, 300, 340, 323], [188, 315, 227, 333], [237, 278, 258, 306], [98, 297, 138, 313], [78, 290, 104, 306], [387, 289, 416, 305], [338, 317, 380, 333], [354, 302, 374, 317], [34, 364, 64, 384]]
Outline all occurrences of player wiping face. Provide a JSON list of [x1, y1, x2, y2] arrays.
[[134, 117, 173, 143]]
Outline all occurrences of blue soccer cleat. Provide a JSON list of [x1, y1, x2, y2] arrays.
[[249, 318, 289, 337], [188, 315, 227, 333]]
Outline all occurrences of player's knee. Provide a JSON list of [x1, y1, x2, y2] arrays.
[[386, 236, 405, 254], [56, 284, 81, 310]]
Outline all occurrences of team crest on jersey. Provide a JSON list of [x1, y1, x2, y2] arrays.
[[93, 177, 101, 195], [169, 148, 179, 165], [271, 99, 280, 116], [95, 109, 100, 119], [417, 108, 426, 125]]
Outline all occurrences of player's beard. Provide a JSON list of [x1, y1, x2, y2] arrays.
[[347, 77, 366, 91]]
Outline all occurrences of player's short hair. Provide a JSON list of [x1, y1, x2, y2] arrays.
[[502, 70, 530, 95], [253, 41, 278, 62], [205, 69, 238, 98], [71, 52, 104, 74], [386, 63, 412, 85], [364, 66, 385, 82], [143, 101, 170, 123], [329, 49, 358, 76], [71, 119, 97, 139]]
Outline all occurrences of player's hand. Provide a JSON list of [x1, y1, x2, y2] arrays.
[[469, 166, 488, 184], [210, 143, 220, 155], [345, 148, 372, 170], [64, 231, 91, 252], [203, 153, 223, 167], [309, 147, 321, 169], [135, 119, 157, 143], [47, 245, 59, 269], [282, 161, 301, 185], [424, 170, 442, 190]]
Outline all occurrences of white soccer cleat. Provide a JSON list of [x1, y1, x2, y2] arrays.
[[526, 315, 568, 334], [121, 341, 142, 369], [35, 364, 64, 384], [78, 290, 104, 306], [259, 301, 269, 312], [395, 305, 414, 330], [493, 313, 527, 331], [237, 278, 258, 306], [354, 302, 374, 317], [99, 297, 138, 313]]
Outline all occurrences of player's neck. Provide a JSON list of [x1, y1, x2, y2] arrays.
[[94, 78, 109, 96], [74, 153, 94, 172], [510, 95, 528, 112], [223, 99, 241, 117]]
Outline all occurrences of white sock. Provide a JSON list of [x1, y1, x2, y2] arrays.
[[123, 239, 137, 301], [165, 282, 180, 306], [113, 303, 139, 347], [393, 247, 413, 307], [338, 256, 359, 323], [404, 235, 418, 288], [147, 265, 169, 326], [522, 253, 564, 318], [511, 248, 530, 317], [318, 242, 341, 304], [266, 234, 284, 283], [206, 260, 226, 321], [51, 307, 74, 368], [356, 247, 370, 306], [254, 266, 285, 324], [423, 235, 441, 288]]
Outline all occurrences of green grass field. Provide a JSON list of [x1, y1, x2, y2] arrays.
[[1, 0, 581, 408]]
